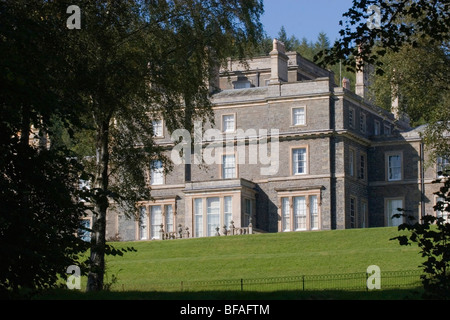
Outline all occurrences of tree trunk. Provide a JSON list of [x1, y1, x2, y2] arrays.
[[86, 120, 110, 292]]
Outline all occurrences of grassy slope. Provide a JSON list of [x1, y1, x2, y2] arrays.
[[103, 227, 422, 290]]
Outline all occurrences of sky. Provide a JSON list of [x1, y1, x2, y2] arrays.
[[260, 0, 355, 43]]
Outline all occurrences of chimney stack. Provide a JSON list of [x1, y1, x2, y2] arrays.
[[269, 39, 288, 84]]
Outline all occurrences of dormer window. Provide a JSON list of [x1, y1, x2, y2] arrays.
[[233, 77, 252, 89]]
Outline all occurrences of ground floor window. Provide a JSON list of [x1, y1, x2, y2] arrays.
[[138, 200, 176, 240], [385, 198, 404, 227], [279, 192, 321, 232], [350, 196, 357, 228], [78, 218, 92, 242], [193, 195, 238, 237], [436, 196, 450, 223]]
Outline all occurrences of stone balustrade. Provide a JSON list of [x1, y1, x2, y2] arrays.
[[159, 218, 253, 240]]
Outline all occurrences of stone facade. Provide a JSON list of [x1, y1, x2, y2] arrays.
[[100, 40, 447, 242]]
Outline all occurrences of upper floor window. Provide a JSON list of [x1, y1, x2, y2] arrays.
[[387, 153, 402, 181], [152, 119, 163, 137], [222, 154, 236, 179], [292, 147, 307, 175], [384, 125, 391, 136], [292, 107, 306, 126], [437, 156, 450, 177], [349, 148, 355, 177], [222, 114, 236, 133], [374, 120, 381, 136], [360, 153, 367, 180], [349, 108, 355, 128], [150, 160, 164, 185], [233, 80, 251, 89], [360, 113, 366, 134]]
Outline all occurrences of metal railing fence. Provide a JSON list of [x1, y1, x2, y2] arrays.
[[112, 270, 423, 293]]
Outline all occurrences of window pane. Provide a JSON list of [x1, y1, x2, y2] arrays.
[[223, 115, 235, 132], [194, 198, 203, 238], [151, 160, 164, 185], [165, 205, 173, 233], [361, 202, 368, 228], [224, 196, 233, 228], [388, 155, 401, 181], [387, 199, 403, 226], [294, 196, 307, 230], [282, 198, 290, 232], [152, 120, 163, 137], [310, 195, 319, 230], [360, 155, 365, 179], [350, 198, 356, 228], [78, 219, 91, 242], [207, 198, 220, 237], [374, 121, 380, 136], [293, 108, 305, 125], [437, 157, 450, 176], [222, 155, 236, 179], [293, 148, 306, 174], [151, 206, 162, 239], [139, 206, 147, 240]]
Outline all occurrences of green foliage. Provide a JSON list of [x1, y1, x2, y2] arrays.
[[55, 0, 265, 291], [391, 170, 450, 299], [0, 0, 93, 298], [370, 38, 450, 128], [0, 139, 90, 298], [321, 0, 450, 71]]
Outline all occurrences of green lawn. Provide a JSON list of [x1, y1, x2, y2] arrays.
[[103, 227, 422, 289], [41, 227, 425, 299]]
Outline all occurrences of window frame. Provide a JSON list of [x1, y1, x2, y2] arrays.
[[386, 152, 403, 182], [221, 153, 238, 179], [150, 160, 165, 186], [349, 107, 355, 129], [361, 199, 368, 228], [136, 198, 177, 241], [374, 120, 381, 136], [360, 113, 366, 134], [436, 156, 450, 178], [385, 198, 404, 227], [349, 196, 357, 228], [192, 194, 238, 238], [278, 190, 321, 232], [291, 106, 307, 127], [221, 113, 236, 134], [349, 147, 356, 178], [435, 195, 450, 223], [291, 146, 309, 176], [359, 152, 367, 181], [152, 119, 164, 138]]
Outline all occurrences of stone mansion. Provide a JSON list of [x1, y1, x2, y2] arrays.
[[95, 40, 448, 242]]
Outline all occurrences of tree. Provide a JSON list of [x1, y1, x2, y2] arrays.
[[370, 38, 450, 129], [319, 0, 449, 162], [319, 0, 450, 71], [0, 0, 93, 297], [59, 0, 264, 292], [391, 170, 450, 299]]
